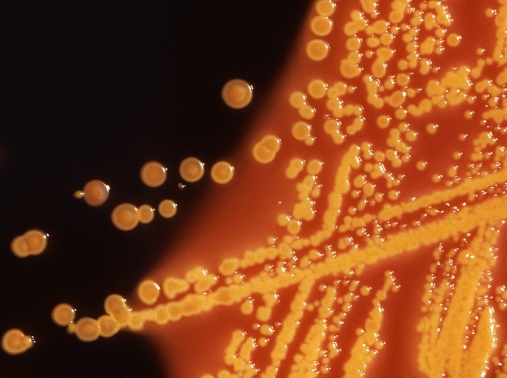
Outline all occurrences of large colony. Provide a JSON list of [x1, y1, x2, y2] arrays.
[[221, 79, 254, 109], [5, 0, 507, 377], [1, 329, 34, 356], [9, 229, 48, 258], [73, 179, 110, 206]]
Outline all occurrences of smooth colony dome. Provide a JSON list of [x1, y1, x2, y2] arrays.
[[158, 199, 177, 218], [74, 318, 100, 342], [10, 229, 48, 258], [137, 279, 161, 305], [140, 161, 167, 187], [1, 329, 34, 355], [74, 180, 110, 207], [137, 204, 155, 224], [210, 161, 234, 184], [221, 79, 253, 109], [51, 303, 76, 327], [179, 157, 205, 183], [111, 203, 139, 231]]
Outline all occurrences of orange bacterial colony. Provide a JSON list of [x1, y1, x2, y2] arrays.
[[1, 329, 34, 356], [140, 161, 168, 188], [221, 79, 254, 109], [4, 0, 507, 377], [10, 229, 48, 258], [179, 157, 206, 183], [74, 179, 111, 207]]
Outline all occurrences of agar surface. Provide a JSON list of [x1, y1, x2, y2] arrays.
[[4, 0, 507, 377], [54, 0, 507, 376]]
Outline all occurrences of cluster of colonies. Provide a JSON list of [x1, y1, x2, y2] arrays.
[[92, 0, 506, 376], [10, 229, 48, 258], [36, 0, 507, 377], [2, 79, 243, 354], [72, 157, 233, 231], [6, 0, 507, 377]]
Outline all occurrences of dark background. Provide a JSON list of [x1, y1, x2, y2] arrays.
[[0, 1, 311, 377]]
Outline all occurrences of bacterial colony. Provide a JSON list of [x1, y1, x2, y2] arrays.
[[4, 0, 507, 377]]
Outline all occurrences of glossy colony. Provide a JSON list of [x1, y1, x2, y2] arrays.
[[140, 161, 168, 188], [10, 229, 48, 258], [1, 329, 34, 355], [74, 179, 110, 206], [7, 0, 507, 377], [179, 157, 205, 183], [221, 79, 254, 109], [210, 161, 235, 184]]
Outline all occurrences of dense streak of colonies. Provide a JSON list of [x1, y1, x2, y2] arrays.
[[5, 0, 507, 377]]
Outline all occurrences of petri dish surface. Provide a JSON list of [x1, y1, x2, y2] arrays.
[[1, 1, 507, 377]]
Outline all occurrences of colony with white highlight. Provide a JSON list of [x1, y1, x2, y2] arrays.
[[221, 79, 253, 109], [140, 161, 167, 188], [210, 161, 234, 184], [10, 229, 48, 258], [1, 329, 34, 355], [74, 179, 110, 207], [179, 157, 205, 183]]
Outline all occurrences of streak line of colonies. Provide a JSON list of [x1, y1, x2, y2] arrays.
[[39, 0, 507, 376], [115, 192, 507, 324]]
